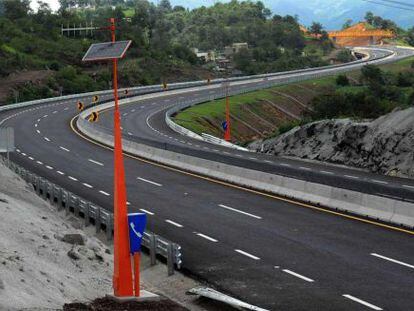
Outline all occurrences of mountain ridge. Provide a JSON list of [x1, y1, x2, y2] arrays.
[[168, 0, 414, 29]]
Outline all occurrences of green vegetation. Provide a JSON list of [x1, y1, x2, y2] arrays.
[[174, 56, 414, 143], [0, 0, 337, 104]]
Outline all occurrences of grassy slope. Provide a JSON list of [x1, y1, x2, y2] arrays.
[[174, 56, 414, 143]]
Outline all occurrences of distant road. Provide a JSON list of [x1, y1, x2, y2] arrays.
[[2, 46, 413, 310]]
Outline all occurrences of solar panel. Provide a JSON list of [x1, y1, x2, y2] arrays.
[[82, 40, 132, 62]]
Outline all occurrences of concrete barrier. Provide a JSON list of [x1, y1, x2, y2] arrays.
[[77, 115, 414, 229]]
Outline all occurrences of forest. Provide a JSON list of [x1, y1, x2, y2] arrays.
[[0, 0, 332, 103]]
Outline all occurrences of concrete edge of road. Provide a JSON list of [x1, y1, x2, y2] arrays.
[[76, 115, 414, 231]]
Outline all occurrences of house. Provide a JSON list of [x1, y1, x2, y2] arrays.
[[224, 42, 249, 57]]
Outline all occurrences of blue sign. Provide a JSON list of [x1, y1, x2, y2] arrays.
[[222, 121, 228, 130], [127, 213, 147, 254]]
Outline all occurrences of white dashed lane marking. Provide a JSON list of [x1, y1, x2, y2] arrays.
[[44, 137, 51, 142], [371, 179, 388, 185], [344, 175, 359, 179], [165, 220, 183, 228], [45, 165, 53, 170], [99, 190, 110, 196], [88, 159, 104, 166], [82, 183, 93, 189], [282, 269, 314, 283], [235, 249, 260, 260], [402, 184, 414, 190], [370, 253, 414, 269], [68, 176, 78, 181], [59, 146, 70, 152], [342, 295, 382, 310], [36, 161, 43, 165], [139, 209, 154, 215], [320, 170, 334, 175], [137, 177, 162, 187], [218, 204, 262, 219], [57, 171, 64, 175], [196, 233, 218, 243]]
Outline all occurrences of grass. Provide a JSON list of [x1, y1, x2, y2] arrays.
[[174, 54, 414, 138]]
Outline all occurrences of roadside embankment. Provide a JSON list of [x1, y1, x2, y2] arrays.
[[253, 107, 414, 178]]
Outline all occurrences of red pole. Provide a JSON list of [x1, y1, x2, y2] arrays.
[[133, 253, 141, 297], [224, 81, 231, 141], [110, 17, 134, 297]]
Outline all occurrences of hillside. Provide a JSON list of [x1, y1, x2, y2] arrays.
[[0, 0, 334, 105], [168, 0, 414, 29], [253, 106, 414, 178]]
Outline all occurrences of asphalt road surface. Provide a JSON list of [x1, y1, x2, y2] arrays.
[[1, 46, 413, 310]]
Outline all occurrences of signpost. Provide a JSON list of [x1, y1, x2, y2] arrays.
[[128, 213, 147, 297], [0, 127, 14, 164], [82, 18, 134, 297]]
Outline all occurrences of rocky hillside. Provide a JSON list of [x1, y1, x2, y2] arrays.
[[253, 107, 414, 178]]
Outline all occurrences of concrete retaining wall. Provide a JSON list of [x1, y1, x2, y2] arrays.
[[77, 116, 414, 229]]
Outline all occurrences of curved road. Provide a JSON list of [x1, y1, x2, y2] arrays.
[[1, 46, 413, 310]]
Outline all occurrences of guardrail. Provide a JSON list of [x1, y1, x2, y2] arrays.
[[0, 47, 388, 119], [165, 47, 401, 145], [0, 156, 182, 275]]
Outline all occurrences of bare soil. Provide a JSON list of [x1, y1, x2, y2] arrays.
[[0, 70, 53, 104]]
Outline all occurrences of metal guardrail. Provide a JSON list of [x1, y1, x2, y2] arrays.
[[0, 47, 383, 118], [0, 156, 182, 274], [165, 48, 403, 144]]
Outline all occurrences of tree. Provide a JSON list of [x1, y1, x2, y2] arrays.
[[365, 12, 374, 25], [309, 22, 323, 35], [342, 19, 352, 30], [3, 0, 31, 20], [336, 75, 350, 86]]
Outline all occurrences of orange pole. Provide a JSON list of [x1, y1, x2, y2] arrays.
[[224, 82, 231, 142], [133, 253, 141, 297], [110, 17, 134, 297]]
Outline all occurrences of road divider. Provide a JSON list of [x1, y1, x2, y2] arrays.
[[77, 109, 414, 230]]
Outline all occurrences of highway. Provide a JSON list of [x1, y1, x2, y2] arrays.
[[1, 46, 413, 310]]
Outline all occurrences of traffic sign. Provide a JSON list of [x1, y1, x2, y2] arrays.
[[125, 89, 129, 95], [88, 111, 99, 122], [92, 95, 99, 103], [222, 121, 228, 131], [77, 101, 84, 111], [128, 213, 147, 254], [162, 82, 168, 90]]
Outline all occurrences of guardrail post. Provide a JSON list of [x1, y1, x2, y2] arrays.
[[106, 214, 113, 241], [74, 197, 80, 217], [57, 188, 63, 211], [150, 234, 156, 266], [167, 242, 174, 276], [84, 202, 90, 226], [96, 207, 101, 234]]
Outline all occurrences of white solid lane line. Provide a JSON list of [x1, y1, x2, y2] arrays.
[[137, 177, 162, 187], [139, 208, 154, 215], [235, 249, 260, 260], [88, 159, 104, 166], [218, 204, 262, 219], [342, 295, 383, 310], [82, 183, 93, 189], [282, 269, 314, 283], [57, 170, 64, 175], [59, 146, 70, 152], [196, 233, 218, 243], [370, 253, 414, 269], [165, 219, 183, 228], [99, 190, 110, 196], [68, 176, 78, 181]]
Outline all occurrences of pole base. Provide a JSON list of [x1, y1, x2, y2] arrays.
[[106, 290, 160, 303]]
